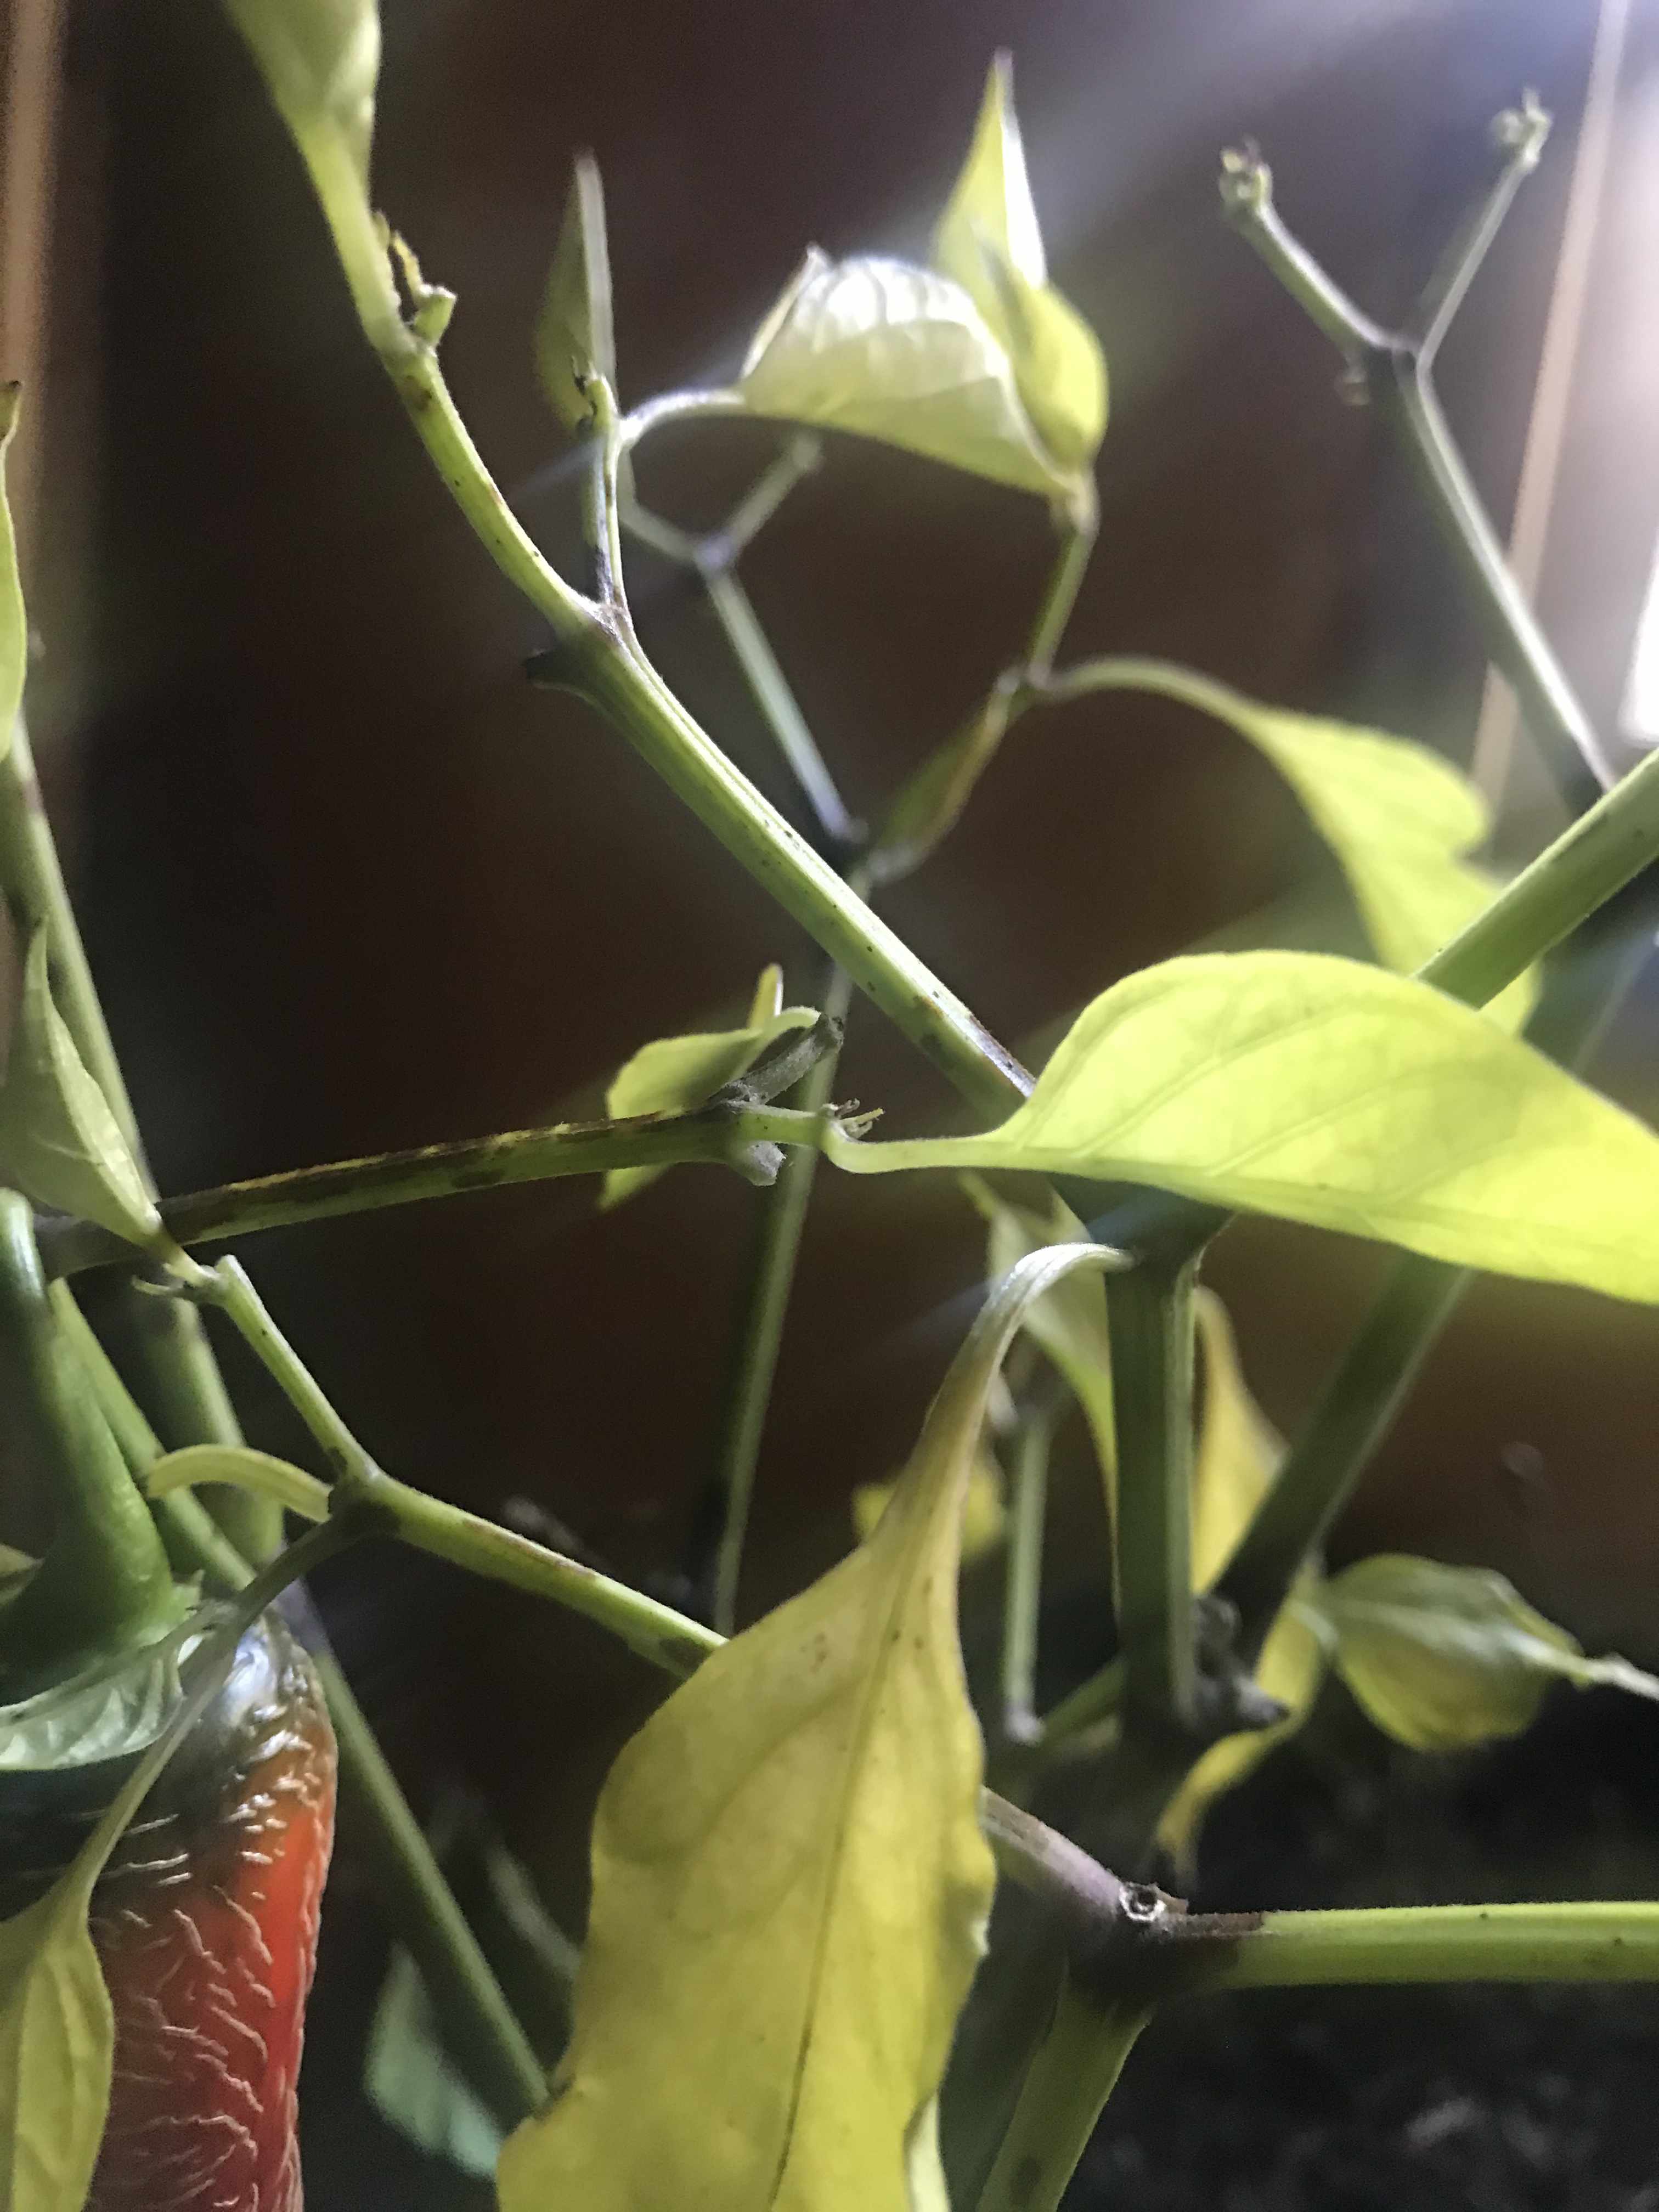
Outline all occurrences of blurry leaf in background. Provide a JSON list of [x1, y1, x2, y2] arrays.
[[497, 1250, 1110, 2210], [853, 1441, 1008, 1564], [600, 967, 815, 1209], [536, 154, 615, 432], [0, 930, 160, 1246], [0, 385, 25, 764], [1158, 1290, 1324, 1876], [1307, 1554, 1659, 1753], [934, 55, 1107, 471], [857, 953, 1659, 1305], [740, 249, 1071, 500], [366, 1948, 503, 2180]]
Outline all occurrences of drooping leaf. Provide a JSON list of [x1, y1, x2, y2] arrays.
[[496, 1244, 1120, 2212], [147, 1445, 330, 1525], [1156, 1291, 1325, 1875], [537, 154, 615, 432], [600, 986, 816, 1210], [366, 1946, 504, 2179], [1095, 667, 1533, 1026], [0, 929, 160, 1246], [222, 0, 407, 353], [853, 1442, 1007, 1564], [1306, 1554, 1659, 1753], [740, 250, 1072, 500], [838, 952, 1659, 1306], [933, 58, 1106, 470], [962, 1175, 1115, 1499], [0, 385, 25, 765]]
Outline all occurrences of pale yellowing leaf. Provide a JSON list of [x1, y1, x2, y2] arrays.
[[0, 930, 160, 1246], [841, 952, 1659, 1305], [0, 385, 25, 764], [600, 998, 816, 1209], [1189, 1287, 1282, 1589], [1156, 1291, 1326, 1875], [536, 154, 614, 433], [852, 1442, 1007, 1564], [933, 58, 1106, 469], [497, 1244, 1121, 2212], [1307, 1553, 1659, 1753], [147, 1445, 330, 1525], [1139, 670, 1534, 1026], [740, 250, 1070, 500], [961, 1176, 1115, 1499]]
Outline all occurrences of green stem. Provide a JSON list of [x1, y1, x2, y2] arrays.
[[1410, 93, 1549, 363], [706, 962, 854, 1633], [1104, 1259, 1198, 1734], [60, 1303, 551, 2125], [373, 339, 1031, 1119], [701, 566, 860, 850], [1183, 1899, 1659, 1991], [974, 1979, 1148, 2212], [324, 1648, 549, 2124], [1039, 1652, 1125, 1748], [202, 1259, 371, 1481], [41, 1101, 804, 1277], [1220, 133, 1615, 804], [1020, 516, 1097, 679], [357, 1468, 723, 1678], [0, 1190, 180, 1688], [0, 726, 261, 1543], [1001, 1399, 1057, 1745], [1217, 1257, 1467, 1658]]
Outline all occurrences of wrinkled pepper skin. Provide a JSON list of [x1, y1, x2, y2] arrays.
[[0, 1612, 336, 2211]]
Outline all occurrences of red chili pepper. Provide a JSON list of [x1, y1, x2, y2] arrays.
[[1, 1612, 337, 2212]]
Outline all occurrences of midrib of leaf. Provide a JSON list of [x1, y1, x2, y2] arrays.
[[763, 1431, 970, 2207]]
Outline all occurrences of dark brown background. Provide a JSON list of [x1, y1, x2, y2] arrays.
[[9, 0, 1659, 2185]]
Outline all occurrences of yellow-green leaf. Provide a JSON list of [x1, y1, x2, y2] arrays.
[[222, 0, 407, 355], [933, 58, 1105, 470], [0, 930, 160, 1246], [146, 1445, 330, 1525], [962, 1176, 1115, 1499], [1308, 1554, 1659, 1753], [1189, 1288, 1282, 1589], [600, 990, 816, 1210], [496, 1244, 1119, 2212], [0, 385, 26, 764], [0, 1883, 113, 2212], [1157, 1291, 1325, 1875], [536, 154, 614, 433], [853, 1442, 1007, 1564], [740, 249, 1070, 500], [839, 952, 1659, 1305], [1094, 667, 1533, 1026]]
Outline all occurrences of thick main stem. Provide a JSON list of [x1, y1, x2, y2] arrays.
[[974, 1980, 1147, 2212]]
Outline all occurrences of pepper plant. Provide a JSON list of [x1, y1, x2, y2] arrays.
[[2, 9, 1659, 2209]]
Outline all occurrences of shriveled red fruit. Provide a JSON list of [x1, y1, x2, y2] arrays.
[[0, 1611, 336, 2212]]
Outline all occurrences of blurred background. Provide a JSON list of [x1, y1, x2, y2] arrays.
[[7, 0, 1659, 2201]]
